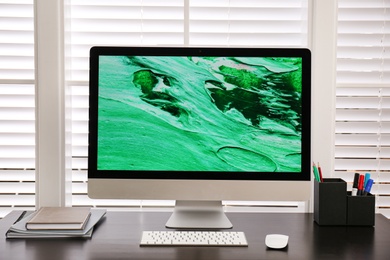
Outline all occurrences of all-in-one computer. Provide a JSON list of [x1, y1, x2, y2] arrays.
[[88, 46, 311, 229]]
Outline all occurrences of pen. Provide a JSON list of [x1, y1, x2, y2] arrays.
[[13, 211, 27, 224], [352, 173, 359, 196], [357, 174, 364, 196]]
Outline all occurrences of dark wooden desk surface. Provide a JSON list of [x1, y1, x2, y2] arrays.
[[1, 211, 390, 260]]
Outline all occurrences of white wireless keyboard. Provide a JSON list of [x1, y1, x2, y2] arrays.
[[140, 231, 248, 247]]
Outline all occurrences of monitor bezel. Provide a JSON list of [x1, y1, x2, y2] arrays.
[[88, 46, 311, 182]]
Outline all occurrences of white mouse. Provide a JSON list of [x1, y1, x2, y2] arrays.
[[265, 234, 289, 249]]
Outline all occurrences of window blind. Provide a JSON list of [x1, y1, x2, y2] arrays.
[[69, 0, 309, 211], [189, 0, 308, 47], [0, 0, 35, 218], [69, 0, 185, 209], [336, 0, 390, 218]]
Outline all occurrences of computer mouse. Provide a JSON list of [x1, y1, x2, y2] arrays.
[[265, 234, 289, 249]]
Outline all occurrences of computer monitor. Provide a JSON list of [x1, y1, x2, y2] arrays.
[[88, 46, 312, 229]]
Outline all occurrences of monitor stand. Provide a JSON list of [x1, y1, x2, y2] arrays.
[[165, 200, 233, 229]]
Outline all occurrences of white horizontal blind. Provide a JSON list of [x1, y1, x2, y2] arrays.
[[0, 0, 35, 218], [189, 0, 308, 47], [70, 0, 185, 209], [69, 0, 309, 211], [336, 0, 390, 218]]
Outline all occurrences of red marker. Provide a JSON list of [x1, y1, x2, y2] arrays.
[[357, 174, 364, 196]]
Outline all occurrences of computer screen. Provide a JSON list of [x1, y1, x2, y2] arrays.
[[88, 46, 311, 229]]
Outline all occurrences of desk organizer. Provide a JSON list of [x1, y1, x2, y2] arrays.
[[347, 192, 375, 226], [314, 178, 375, 226], [314, 178, 347, 225]]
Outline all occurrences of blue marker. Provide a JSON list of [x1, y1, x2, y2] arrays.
[[364, 173, 371, 188], [364, 179, 374, 196]]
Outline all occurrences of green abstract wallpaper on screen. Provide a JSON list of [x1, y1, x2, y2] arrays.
[[97, 55, 303, 172]]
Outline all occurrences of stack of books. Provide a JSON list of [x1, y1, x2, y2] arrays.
[[6, 207, 106, 238]]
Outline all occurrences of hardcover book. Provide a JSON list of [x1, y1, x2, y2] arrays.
[[26, 207, 91, 230]]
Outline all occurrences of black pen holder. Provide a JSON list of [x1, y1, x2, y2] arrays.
[[314, 178, 347, 226], [347, 192, 375, 226]]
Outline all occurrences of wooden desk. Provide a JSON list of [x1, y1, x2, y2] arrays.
[[1, 211, 390, 260]]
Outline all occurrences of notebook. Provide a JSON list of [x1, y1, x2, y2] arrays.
[[26, 207, 91, 230]]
